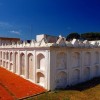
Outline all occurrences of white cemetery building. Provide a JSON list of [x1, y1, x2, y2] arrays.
[[0, 34, 100, 90]]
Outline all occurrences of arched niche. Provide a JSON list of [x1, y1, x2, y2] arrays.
[[10, 63, 13, 71], [28, 53, 34, 80], [15, 52, 18, 73], [6, 62, 8, 69], [3, 61, 5, 67], [0, 51, 2, 58], [6, 52, 9, 60], [3, 52, 5, 59], [83, 67, 90, 81], [95, 52, 99, 64], [1, 52, 2, 58], [72, 69, 80, 84], [56, 52, 66, 69], [37, 53, 45, 70], [20, 53, 25, 76], [37, 72, 45, 87], [84, 52, 91, 66], [72, 52, 80, 67], [56, 71, 67, 89], [10, 52, 13, 61], [0, 60, 2, 66], [93, 66, 99, 77]]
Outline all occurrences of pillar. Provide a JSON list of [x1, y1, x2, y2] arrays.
[[13, 51, 16, 73], [18, 50, 20, 75], [8, 51, 10, 70], [25, 50, 28, 78], [33, 50, 36, 83], [46, 50, 50, 90]]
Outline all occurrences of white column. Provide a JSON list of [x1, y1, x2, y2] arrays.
[[2, 51, 3, 66], [90, 50, 94, 79], [25, 50, 28, 78], [18, 50, 20, 75], [67, 48, 72, 85], [13, 51, 16, 73], [1, 51, 2, 66], [5, 51, 7, 69], [80, 50, 84, 82], [33, 50, 36, 83], [68, 50, 73, 85], [45, 50, 50, 90], [49, 50, 56, 90], [8, 51, 10, 70], [45, 51, 47, 88], [5, 51, 6, 61]]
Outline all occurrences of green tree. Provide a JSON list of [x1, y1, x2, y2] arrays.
[[81, 32, 100, 41], [66, 32, 80, 40]]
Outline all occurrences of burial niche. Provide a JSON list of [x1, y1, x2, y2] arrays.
[[56, 52, 66, 69], [56, 71, 67, 88]]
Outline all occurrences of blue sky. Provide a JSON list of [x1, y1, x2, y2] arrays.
[[0, 0, 100, 40]]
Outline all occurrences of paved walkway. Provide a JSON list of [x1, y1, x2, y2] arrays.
[[0, 67, 46, 100]]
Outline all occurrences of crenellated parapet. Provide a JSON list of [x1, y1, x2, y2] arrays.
[[54, 36, 100, 48], [0, 34, 100, 48]]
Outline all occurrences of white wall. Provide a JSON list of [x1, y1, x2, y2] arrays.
[[50, 47, 100, 90], [0, 48, 50, 90]]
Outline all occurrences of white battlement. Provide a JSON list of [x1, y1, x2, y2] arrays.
[[0, 35, 99, 48]]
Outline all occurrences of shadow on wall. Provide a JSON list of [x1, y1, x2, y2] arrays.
[[57, 77, 100, 91]]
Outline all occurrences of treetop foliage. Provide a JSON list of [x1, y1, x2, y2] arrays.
[[66, 32, 100, 41]]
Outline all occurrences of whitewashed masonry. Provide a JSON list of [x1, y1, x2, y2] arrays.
[[0, 34, 100, 90]]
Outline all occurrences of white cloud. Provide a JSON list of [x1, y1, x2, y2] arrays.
[[0, 22, 12, 28], [0, 21, 22, 36], [10, 30, 21, 35]]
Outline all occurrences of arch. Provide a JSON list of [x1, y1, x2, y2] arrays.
[[10, 52, 13, 61], [95, 52, 99, 64], [0, 51, 2, 58], [72, 52, 80, 67], [56, 71, 67, 88], [6, 62, 8, 69], [3, 52, 5, 59], [93, 66, 99, 77], [72, 69, 80, 84], [56, 52, 66, 69], [15, 52, 18, 73], [3, 61, 5, 67], [0, 60, 2, 66], [20, 53, 25, 76], [28, 53, 34, 80], [6, 52, 9, 60], [84, 52, 91, 66], [4, 62, 6, 67], [37, 72, 45, 87], [10, 63, 13, 71], [37, 53, 45, 70], [83, 67, 90, 81]]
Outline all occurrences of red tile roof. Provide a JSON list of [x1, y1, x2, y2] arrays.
[[0, 67, 46, 99]]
